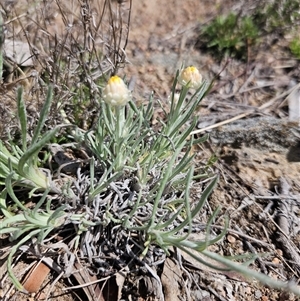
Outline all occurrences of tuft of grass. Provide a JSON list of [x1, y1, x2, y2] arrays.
[[290, 37, 300, 59], [201, 13, 259, 60], [200, 0, 300, 60], [0, 86, 64, 192], [253, 0, 300, 34]]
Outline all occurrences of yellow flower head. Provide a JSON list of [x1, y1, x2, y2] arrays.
[[103, 75, 131, 106], [178, 66, 202, 89]]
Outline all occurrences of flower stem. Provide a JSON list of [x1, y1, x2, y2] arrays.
[[115, 106, 125, 170]]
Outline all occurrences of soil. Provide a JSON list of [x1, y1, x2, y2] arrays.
[[1, 0, 300, 300]]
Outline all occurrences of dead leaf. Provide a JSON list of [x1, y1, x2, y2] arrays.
[[23, 261, 50, 293], [73, 262, 105, 301], [161, 257, 182, 301], [115, 271, 126, 301]]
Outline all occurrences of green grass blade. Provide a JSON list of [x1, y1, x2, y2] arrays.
[[202, 249, 300, 296], [0, 188, 12, 218], [31, 85, 54, 145], [5, 170, 28, 211], [162, 167, 194, 235], [18, 127, 60, 189], [7, 229, 41, 292], [168, 176, 218, 235], [17, 86, 28, 151]]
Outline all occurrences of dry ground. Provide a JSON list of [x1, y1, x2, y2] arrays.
[[1, 0, 300, 300]]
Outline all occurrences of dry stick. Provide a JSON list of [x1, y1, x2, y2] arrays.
[[221, 64, 258, 99], [275, 177, 300, 276], [191, 111, 250, 135], [190, 82, 300, 136], [235, 226, 268, 274], [212, 225, 272, 248], [250, 178, 300, 277], [239, 63, 257, 93], [207, 285, 228, 301], [205, 135, 300, 278], [4, 13, 27, 25], [255, 201, 300, 278], [44, 271, 64, 301], [213, 161, 300, 277]]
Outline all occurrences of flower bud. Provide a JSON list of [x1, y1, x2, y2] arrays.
[[103, 75, 131, 106], [178, 66, 202, 89]]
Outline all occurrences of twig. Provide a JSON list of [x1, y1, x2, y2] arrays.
[[190, 112, 251, 135], [190, 82, 300, 135], [207, 285, 228, 301], [275, 177, 300, 276], [209, 225, 272, 248], [235, 226, 268, 274]]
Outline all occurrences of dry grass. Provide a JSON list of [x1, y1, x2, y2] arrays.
[[0, 0, 131, 132]]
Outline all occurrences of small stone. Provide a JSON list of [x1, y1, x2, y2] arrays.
[[272, 257, 280, 265], [227, 235, 236, 243], [255, 290, 262, 299]]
